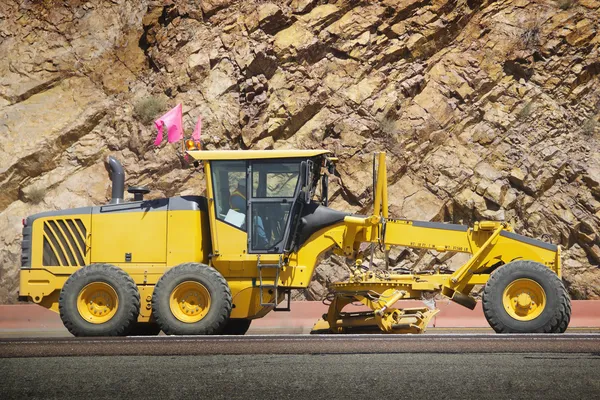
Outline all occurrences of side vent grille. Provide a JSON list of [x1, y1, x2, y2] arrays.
[[42, 218, 87, 267], [21, 222, 32, 268]]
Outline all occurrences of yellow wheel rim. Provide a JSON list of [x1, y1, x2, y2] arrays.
[[169, 281, 211, 323], [77, 282, 119, 324], [502, 278, 546, 321]]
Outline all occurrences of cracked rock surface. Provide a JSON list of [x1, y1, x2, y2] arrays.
[[1, 0, 599, 303]]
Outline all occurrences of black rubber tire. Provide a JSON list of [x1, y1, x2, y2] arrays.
[[59, 264, 140, 337], [482, 260, 571, 333], [152, 263, 232, 335], [128, 323, 162, 336], [221, 318, 252, 335]]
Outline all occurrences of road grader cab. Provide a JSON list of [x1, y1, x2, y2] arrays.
[[19, 150, 571, 336]]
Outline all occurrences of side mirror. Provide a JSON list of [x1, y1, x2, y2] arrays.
[[328, 162, 335, 175], [300, 161, 312, 186], [299, 160, 313, 204], [321, 174, 328, 207], [300, 161, 307, 188]]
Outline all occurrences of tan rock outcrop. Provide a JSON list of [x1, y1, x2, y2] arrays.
[[1, 0, 600, 303]]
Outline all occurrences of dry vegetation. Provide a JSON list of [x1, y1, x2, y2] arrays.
[[133, 96, 166, 125], [27, 186, 46, 204]]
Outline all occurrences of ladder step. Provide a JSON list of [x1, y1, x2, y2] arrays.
[[258, 255, 283, 307]]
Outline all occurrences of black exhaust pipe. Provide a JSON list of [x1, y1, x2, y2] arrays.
[[107, 156, 125, 204]]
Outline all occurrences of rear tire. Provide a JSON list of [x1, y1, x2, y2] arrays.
[[59, 264, 140, 337], [482, 260, 571, 333], [153, 263, 232, 335], [221, 318, 252, 335]]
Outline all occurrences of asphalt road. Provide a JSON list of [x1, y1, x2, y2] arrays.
[[1, 335, 599, 399], [1, 333, 599, 357]]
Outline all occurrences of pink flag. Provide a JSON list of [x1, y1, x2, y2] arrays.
[[153, 104, 183, 146], [191, 115, 202, 142]]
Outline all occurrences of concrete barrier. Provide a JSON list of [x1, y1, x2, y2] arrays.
[[1, 300, 599, 335]]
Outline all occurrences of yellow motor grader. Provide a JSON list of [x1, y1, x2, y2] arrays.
[[19, 150, 570, 336]]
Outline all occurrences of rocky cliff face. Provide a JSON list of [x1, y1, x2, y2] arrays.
[[1, 0, 599, 303]]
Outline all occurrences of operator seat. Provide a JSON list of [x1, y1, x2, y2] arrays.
[[230, 180, 246, 213]]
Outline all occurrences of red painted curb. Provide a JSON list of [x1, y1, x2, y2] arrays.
[[570, 300, 600, 327], [250, 300, 600, 330], [0, 304, 64, 329], [433, 300, 487, 328], [1, 300, 599, 332]]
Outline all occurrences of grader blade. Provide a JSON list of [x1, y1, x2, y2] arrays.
[[311, 317, 334, 334], [311, 306, 439, 334]]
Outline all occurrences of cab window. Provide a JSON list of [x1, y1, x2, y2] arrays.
[[211, 161, 246, 231]]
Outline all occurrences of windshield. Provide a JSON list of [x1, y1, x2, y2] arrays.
[[252, 162, 300, 198]]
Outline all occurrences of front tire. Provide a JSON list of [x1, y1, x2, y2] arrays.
[[482, 260, 571, 333], [59, 264, 140, 337], [152, 263, 232, 335]]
